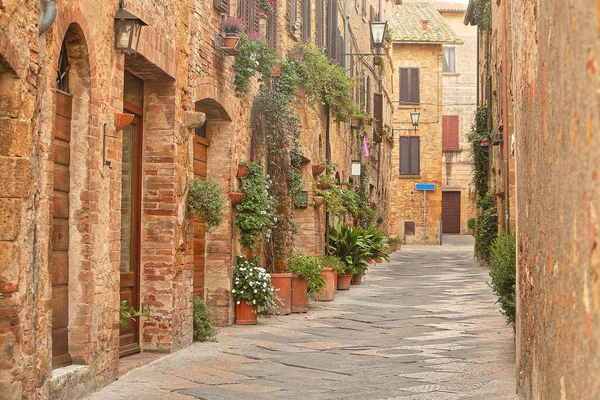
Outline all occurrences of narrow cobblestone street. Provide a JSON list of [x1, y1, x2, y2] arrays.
[[88, 237, 516, 400]]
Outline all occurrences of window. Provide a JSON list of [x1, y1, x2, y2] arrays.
[[302, 0, 311, 41], [326, 0, 338, 61], [316, 0, 324, 48], [442, 115, 459, 150], [239, 0, 260, 34], [443, 46, 456, 73], [373, 93, 383, 143], [214, 0, 230, 13], [399, 136, 420, 175], [287, 0, 298, 26], [399, 67, 420, 105]]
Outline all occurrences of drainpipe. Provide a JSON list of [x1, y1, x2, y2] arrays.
[[39, 0, 58, 35], [501, 0, 509, 232], [325, 104, 331, 253]]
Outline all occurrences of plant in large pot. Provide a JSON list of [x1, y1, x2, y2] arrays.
[[232, 256, 277, 324], [187, 177, 226, 232], [356, 225, 390, 284], [328, 222, 370, 286], [321, 255, 349, 290], [221, 17, 245, 49], [288, 252, 327, 312]]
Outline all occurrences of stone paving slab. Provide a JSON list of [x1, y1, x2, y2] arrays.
[[86, 236, 517, 400]]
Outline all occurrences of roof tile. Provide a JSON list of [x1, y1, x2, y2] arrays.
[[390, 2, 462, 44]]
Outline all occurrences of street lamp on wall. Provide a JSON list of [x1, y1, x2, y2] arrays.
[[114, 0, 147, 55], [370, 21, 388, 49], [410, 110, 420, 127]]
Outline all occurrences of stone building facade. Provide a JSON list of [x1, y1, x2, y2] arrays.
[[388, 2, 462, 245], [466, 0, 600, 398], [0, 0, 394, 398]]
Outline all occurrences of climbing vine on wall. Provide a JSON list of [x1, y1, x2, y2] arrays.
[[468, 106, 490, 205]]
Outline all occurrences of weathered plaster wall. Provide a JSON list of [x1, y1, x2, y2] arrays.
[[512, 0, 600, 398], [390, 43, 443, 245]]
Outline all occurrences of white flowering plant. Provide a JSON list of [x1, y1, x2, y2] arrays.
[[232, 256, 277, 314]]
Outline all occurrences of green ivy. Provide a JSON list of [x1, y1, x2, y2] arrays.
[[193, 295, 216, 342], [489, 233, 516, 323], [473, 191, 498, 264], [474, 0, 491, 31], [468, 106, 489, 205], [236, 161, 278, 250], [233, 37, 277, 95]]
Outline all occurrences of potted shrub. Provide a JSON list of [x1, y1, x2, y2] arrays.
[[314, 172, 346, 216], [232, 256, 277, 324], [322, 256, 349, 290], [237, 164, 249, 178], [221, 17, 245, 48], [187, 177, 226, 233], [289, 253, 327, 312], [271, 64, 282, 77], [328, 222, 370, 287], [358, 225, 390, 284]]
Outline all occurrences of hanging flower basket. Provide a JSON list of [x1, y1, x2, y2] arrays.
[[271, 64, 282, 77], [237, 164, 249, 178], [312, 165, 326, 176], [313, 195, 326, 208], [316, 183, 331, 190], [230, 192, 245, 206], [373, 56, 382, 66], [351, 118, 362, 128], [370, 202, 376, 209], [114, 112, 134, 131]]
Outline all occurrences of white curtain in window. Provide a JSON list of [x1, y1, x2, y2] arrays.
[[443, 47, 455, 73]]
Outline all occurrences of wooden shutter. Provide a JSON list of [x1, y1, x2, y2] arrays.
[[399, 68, 420, 105], [267, 9, 277, 48], [443, 115, 459, 150], [251, 0, 260, 33], [326, 0, 338, 60], [410, 136, 420, 175], [400, 136, 410, 174], [410, 68, 420, 104], [316, 0, 324, 47], [366, 76, 371, 113], [214, 0, 230, 13], [302, 0, 311, 41], [337, 30, 344, 66], [374, 93, 383, 143], [288, 0, 298, 25]]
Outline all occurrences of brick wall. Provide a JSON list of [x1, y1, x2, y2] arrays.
[[390, 43, 443, 245]]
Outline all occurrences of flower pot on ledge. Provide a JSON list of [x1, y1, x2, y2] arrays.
[[312, 165, 326, 176], [230, 192, 245, 206], [221, 33, 241, 50]]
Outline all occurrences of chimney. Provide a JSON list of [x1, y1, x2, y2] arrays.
[[421, 19, 429, 30]]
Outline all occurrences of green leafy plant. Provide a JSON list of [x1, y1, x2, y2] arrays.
[[232, 256, 277, 314], [314, 172, 346, 216], [288, 252, 327, 295], [222, 17, 246, 34], [187, 177, 226, 233], [473, 191, 498, 264], [468, 106, 489, 203], [362, 225, 390, 261], [342, 190, 361, 218], [474, 0, 491, 31], [119, 300, 150, 328], [233, 37, 277, 95], [489, 233, 516, 323], [193, 295, 216, 342], [236, 161, 278, 250], [328, 222, 370, 275], [259, 0, 273, 12], [320, 255, 345, 275], [468, 217, 476, 231]]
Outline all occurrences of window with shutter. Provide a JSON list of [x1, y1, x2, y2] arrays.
[[267, 8, 277, 48], [442, 115, 460, 150], [316, 0, 324, 47], [399, 136, 420, 175], [326, 0, 338, 61], [302, 0, 311, 41], [374, 93, 383, 143], [214, 0, 230, 14], [337, 30, 344, 66], [399, 67, 420, 105], [239, 0, 260, 33], [288, 0, 298, 26]]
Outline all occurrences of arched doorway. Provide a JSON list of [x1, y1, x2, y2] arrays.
[[193, 98, 231, 308], [50, 24, 91, 369]]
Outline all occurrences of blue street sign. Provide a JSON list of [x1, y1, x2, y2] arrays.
[[415, 183, 436, 191]]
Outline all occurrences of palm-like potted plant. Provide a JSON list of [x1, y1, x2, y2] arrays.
[[328, 222, 370, 288], [222, 17, 246, 48], [232, 256, 277, 324]]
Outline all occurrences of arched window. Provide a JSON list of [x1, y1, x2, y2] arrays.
[[57, 41, 70, 93]]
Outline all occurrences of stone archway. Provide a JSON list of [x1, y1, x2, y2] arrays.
[[193, 98, 233, 326], [49, 23, 92, 369]]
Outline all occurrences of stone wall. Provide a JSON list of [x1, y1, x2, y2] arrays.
[[511, 1, 600, 398], [390, 43, 443, 245]]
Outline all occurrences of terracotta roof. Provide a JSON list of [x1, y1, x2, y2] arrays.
[[391, 2, 462, 44], [403, 0, 468, 13]]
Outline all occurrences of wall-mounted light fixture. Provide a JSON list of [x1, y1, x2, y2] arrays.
[[114, 0, 147, 55], [370, 21, 388, 49], [410, 109, 420, 127]]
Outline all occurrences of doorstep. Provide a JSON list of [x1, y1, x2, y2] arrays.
[[119, 352, 166, 377]]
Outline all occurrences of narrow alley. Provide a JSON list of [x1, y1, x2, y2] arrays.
[[87, 237, 516, 400]]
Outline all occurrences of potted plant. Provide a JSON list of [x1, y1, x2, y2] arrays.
[[259, 0, 273, 14], [232, 256, 277, 324], [271, 64, 282, 77], [373, 55, 382, 66], [321, 256, 349, 290], [221, 17, 245, 48], [314, 172, 346, 216], [312, 164, 326, 176], [237, 164, 249, 178], [328, 222, 370, 287], [357, 225, 390, 284], [289, 253, 327, 312], [187, 177, 226, 233], [230, 191, 245, 206]]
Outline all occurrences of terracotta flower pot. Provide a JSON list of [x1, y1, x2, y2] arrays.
[[230, 192, 245, 206], [291, 274, 308, 313], [373, 56, 382, 66], [317, 183, 331, 190], [337, 274, 352, 290], [317, 268, 335, 301], [235, 301, 258, 325], [351, 118, 361, 128], [271, 64, 282, 77], [370, 202, 376, 209], [245, 249, 253, 258], [269, 273, 292, 315], [334, 269, 338, 293], [114, 112, 135, 131], [312, 165, 326, 176], [313, 196, 326, 208], [222, 34, 240, 49], [351, 274, 363, 285], [237, 165, 249, 178]]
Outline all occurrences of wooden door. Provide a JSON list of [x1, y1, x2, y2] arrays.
[[442, 191, 461, 234], [119, 114, 142, 356], [193, 131, 209, 297], [51, 90, 73, 369]]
